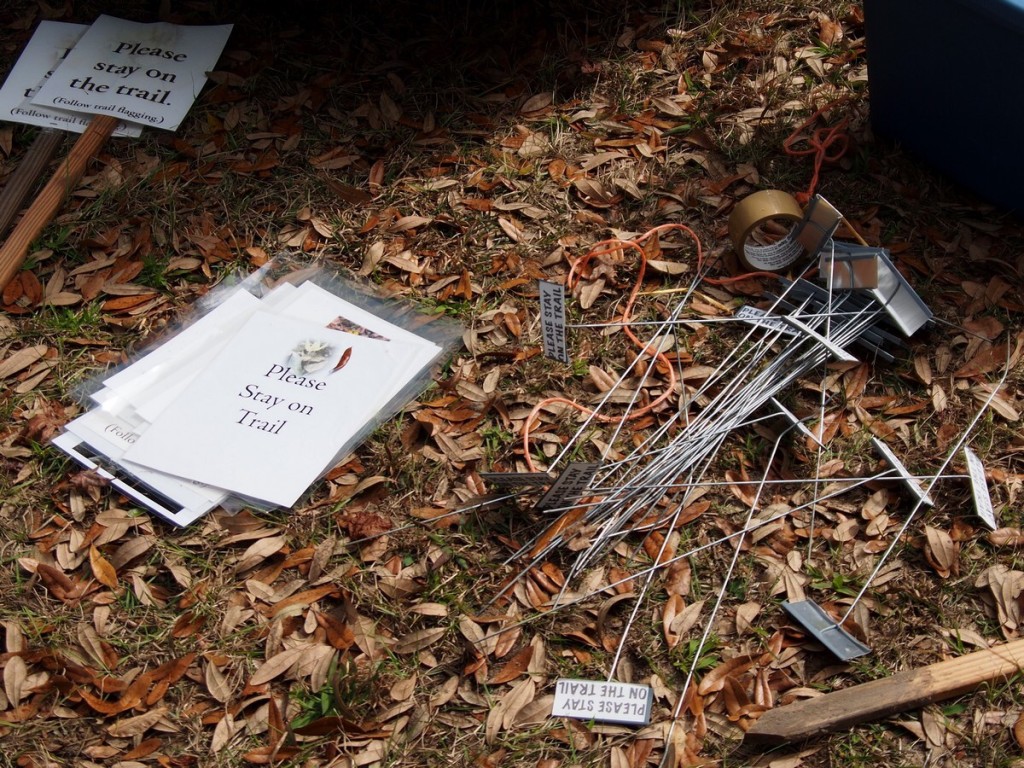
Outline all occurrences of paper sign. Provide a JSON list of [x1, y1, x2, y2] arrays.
[[32, 15, 232, 131], [123, 311, 422, 506], [551, 679, 652, 726], [535, 462, 599, 512], [0, 21, 141, 136], [63, 407, 227, 509], [964, 447, 998, 530], [539, 280, 569, 363]]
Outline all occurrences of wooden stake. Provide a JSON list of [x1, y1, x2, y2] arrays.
[[745, 638, 1024, 744], [0, 114, 117, 292], [0, 129, 65, 238]]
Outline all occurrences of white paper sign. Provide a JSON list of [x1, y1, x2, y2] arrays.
[[551, 679, 653, 726], [0, 21, 141, 136], [32, 15, 232, 131], [123, 311, 423, 506]]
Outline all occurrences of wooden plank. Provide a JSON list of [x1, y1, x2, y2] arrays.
[[0, 129, 65, 237], [0, 114, 117, 292], [746, 638, 1024, 744]]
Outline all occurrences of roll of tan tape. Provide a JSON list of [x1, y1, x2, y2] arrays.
[[728, 189, 805, 272]]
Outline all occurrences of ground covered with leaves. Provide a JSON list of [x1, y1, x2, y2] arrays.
[[2, 1, 1023, 766]]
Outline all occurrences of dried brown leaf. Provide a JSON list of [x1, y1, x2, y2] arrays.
[[89, 546, 118, 590], [988, 528, 1024, 547], [913, 354, 933, 385], [0, 345, 48, 379], [956, 344, 1009, 378], [498, 216, 528, 243], [3, 654, 27, 706], [249, 646, 305, 686], [971, 382, 1020, 421], [501, 678, 536, 728], [976, 565, 1024, 638], [668, 599, 705, 644], [107, 707, 168, 738], [410, 602, 449, 618], [389, 215, 433, 233], [486, 677, 536, 743], [662, 594, 685, 648], [578, 278, 605, 309], [394, 626, 446, 655], [390, 674, 417, 702], [379, 92, 402, 122], [459, 616, 499, 657], [489, 644, 533, 685], [647, 259, 690, 275], [205, 660, 233, 703], [232, 535, 288, 574], [492, 619, 521, 660], [520, 92, 553, 113], [369, 159, 385, 190], [588, 365, 620, 393], [698, 655, 755, 696], [816, 14, 844, 47], [573, 178, 619, 208], [921, 707, 946, 748], [924, 526, 958, 578], [429, 675, 459, 709], [735, 601, 761, 636], [212, 712, 244, 753]]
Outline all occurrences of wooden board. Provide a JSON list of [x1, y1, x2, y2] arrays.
[[0, 114, 117, 292], [0, 129, 64, 237], [745, 638, 1024, 744]]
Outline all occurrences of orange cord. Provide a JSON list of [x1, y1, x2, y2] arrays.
[[519, 208, 826, 471], [522, 224, 701, 472], [782, 99, 850, 206], [519, 103, 859, 471]]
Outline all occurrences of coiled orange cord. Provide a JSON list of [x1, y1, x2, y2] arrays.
[[521, 224, 700, 472], [782, 99, 851, 206], [518, 192, 834, 471]]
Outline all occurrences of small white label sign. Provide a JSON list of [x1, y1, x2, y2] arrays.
[[742, 229, 803, 271], [735, 304, 796, 336], [551, 678, 652, 726], [873, 436, 934, 507], [534, 462, 599, 512], [539, 280, 569, 363], [964, 447, 998, 530]]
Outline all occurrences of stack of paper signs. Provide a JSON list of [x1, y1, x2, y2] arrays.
[[54, 277, 450, 526]]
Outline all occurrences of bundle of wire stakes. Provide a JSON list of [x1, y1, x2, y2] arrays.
[[497, 243, 917, 608]]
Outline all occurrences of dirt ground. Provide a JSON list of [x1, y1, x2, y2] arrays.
[[1, 1, 1023, 767]]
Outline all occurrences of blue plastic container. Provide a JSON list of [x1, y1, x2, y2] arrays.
[[865, 0, 1024, 213]]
